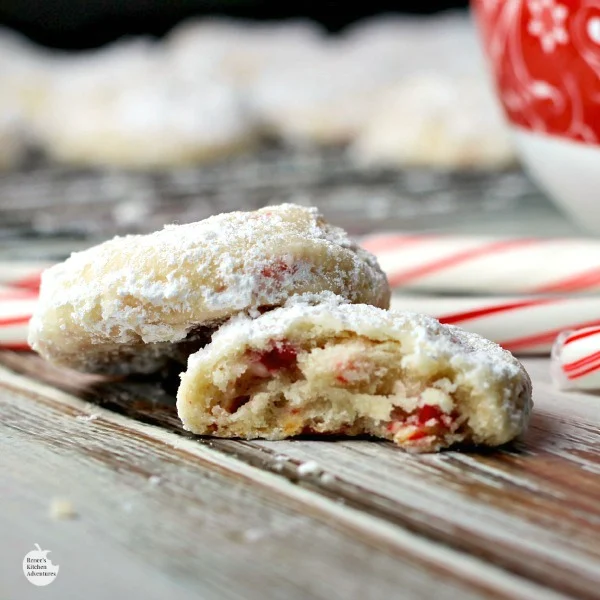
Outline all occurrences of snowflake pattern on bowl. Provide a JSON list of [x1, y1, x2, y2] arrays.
[[527, 0, 569, 53], [473, 0, 600, 145]]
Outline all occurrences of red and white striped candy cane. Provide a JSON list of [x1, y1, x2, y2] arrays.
[[0, 261, 50, 351], [0, 261, 52, 290], [0, 286, 38, 351], [390, 293, 600, 354], [551, 327, 600, 390], [362, 234, 600, 295]]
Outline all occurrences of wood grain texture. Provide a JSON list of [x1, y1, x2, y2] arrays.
[[1, 351, 598, 599], [1, 361, 561, 600]]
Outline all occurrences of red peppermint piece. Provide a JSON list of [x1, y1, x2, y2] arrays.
[[388, 404, 454, 442], [260, 259, 296, 281], [416, 404, 444, 424], [406, 429, 430, 441], [254, 341, 298, 374], [335, 360, 358, 384]]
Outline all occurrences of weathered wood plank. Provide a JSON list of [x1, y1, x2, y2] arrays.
[[1, 352, 598, 597], [0, 364, 564, 600]]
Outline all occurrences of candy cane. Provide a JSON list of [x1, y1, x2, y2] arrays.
[[390, 294, 600, 354], [0, 261, 49, 351], [0, 295, 38, 351], [362, 234, 600, 294], [0, 284, 38, 300], [0, 261, 52, 290], [551, 327, 600, 390]]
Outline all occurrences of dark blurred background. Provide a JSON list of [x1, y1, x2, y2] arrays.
[[0, 0, 469, 49]]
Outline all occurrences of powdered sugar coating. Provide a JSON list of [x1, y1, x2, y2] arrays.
[[28, 205, 390, 373], [188, 292, 528, 383]]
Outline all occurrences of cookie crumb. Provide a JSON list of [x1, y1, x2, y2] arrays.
[[271, 454, 287, 471], [49, 498, 77, 520], [243, 528, 267, 542], [297, 460, 322, 476], [75, 413, 99, 422], [319, 472, 335, 485]]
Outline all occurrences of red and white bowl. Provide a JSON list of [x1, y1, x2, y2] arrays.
[[472, 0, 600, 232]]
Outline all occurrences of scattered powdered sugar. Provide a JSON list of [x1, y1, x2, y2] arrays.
[[239, 518, 302, 542]]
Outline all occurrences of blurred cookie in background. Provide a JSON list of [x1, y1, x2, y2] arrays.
[[164, 17, 326, 87], [31, 38, 259, 168], [249, 47, 392, 146], [0, 9, 516, 171], [0, 27, 53, 167], [350, 75, 515, 170], [0, 111, 28, 169]]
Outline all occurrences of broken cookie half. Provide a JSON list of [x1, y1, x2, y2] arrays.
[[177, 294, 532, 452]]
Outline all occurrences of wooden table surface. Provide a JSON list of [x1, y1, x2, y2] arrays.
[[1, 152, 599, 600]]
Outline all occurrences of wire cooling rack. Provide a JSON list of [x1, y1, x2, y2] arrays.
[[0, 146, 577, 261]]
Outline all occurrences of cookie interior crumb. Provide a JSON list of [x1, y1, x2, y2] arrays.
[[49, 498, 78, 520], [179, 332, 527, 452]]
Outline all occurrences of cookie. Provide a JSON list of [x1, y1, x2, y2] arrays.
[[0, 27, 54, 164], [249, 12, 489, 148], [38, 77, 256, 169], [250, 46, 396, 145], [350, 76, 515, 170], [177, 293, 532, 452], [34, 39, 257, 168], [0, 112, 28, 169], [165, 17, 325, 87], [28, 205, 390, 374]]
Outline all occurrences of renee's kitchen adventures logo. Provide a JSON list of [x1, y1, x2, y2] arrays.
[[22, 544, 59, 586]]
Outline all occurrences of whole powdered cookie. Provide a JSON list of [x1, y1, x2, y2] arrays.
[[29, 205, 390, 374], [34, 39, 258, 169], [177, 293, 532, 452], [350, 76, 515, 171]]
